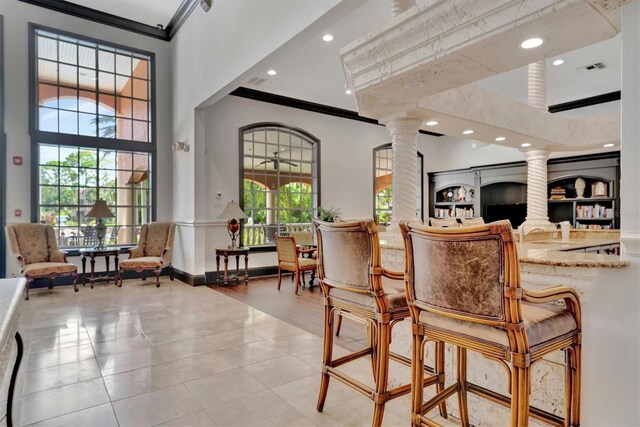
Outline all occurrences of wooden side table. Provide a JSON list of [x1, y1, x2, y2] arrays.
[[80, 248, 121, 288], [215, 247, 249, 285]]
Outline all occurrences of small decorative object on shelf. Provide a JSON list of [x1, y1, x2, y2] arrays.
[[592, 181, 608, 197], [457, 186, 467, 201], [550, 187, 566, 200], [465, 188, 474, 202], [575, 177, 586, 198]]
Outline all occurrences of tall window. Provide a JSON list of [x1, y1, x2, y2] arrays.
[[31, 26, 154, 247], [241, 124, 319, 247], [373, 144, 423, 225]]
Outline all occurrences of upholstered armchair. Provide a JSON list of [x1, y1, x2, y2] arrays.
[[275, 236, 317, 295], [5, 223, 78, 300], [118, 222, 175, 288]]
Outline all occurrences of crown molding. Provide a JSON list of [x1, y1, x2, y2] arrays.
[[17, 0, 199, 41], [230, 87, 444, 137]]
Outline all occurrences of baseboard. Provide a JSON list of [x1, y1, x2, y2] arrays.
[[27, 266, 173, 289], [26, 265, 281, 289]]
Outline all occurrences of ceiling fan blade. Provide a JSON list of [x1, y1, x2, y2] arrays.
[[256, 160, 269, 166], [280, 160, 299, 167]]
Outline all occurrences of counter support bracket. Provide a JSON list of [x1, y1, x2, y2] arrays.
[[7, 332, 23, 427]]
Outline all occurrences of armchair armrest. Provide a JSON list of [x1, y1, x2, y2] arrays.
[[381, 268, 404, 281], [128, 246, 144, 259], [523, 286, 582, 329], [49, 249, 67, 263], [298, 247, 316, 256], [10, 254, 25, 276], [161, 246, 172, 265]]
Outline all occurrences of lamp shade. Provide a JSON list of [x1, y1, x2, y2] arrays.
[[86, 199, 115, 218], [217, 200, 247, 220]]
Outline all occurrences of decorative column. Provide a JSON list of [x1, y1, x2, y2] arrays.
[[520, 60, 552, 232], [386, 117, 422, 232], [521, 149, 552, 230], [527, 60, 547, 110], [390, 0, 416, 17]]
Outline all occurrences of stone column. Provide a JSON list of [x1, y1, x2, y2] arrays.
[[521, 149, 553, 230], [527, 60, 547, 110], [390, 0, 415, 17], [386, 117, 421, 232]]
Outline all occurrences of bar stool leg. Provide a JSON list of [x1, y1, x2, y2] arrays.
[[435, 341, 448, 418], [510, 364, 531, 427], [571, 343, 582, 426], [456, 347, 470, 426], [372, 322, 390, 427], [317, 304, 334, 412], [411, 330, 425, 427]]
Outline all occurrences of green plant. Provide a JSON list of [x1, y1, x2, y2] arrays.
[[316, 206, 341, 222]]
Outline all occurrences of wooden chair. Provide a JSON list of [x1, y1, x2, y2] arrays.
[[400, 220, 581, 427], [5, 223, 79, 300], [118, 222, 175, 288], [275, 236, 316, 295], [314, 219, 439, 427]]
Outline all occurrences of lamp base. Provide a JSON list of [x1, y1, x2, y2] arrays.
[[227, 219, 241, 249]]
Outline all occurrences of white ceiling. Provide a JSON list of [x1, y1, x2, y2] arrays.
[[66, 0, 183, 28], [246, 0, 621, 121]]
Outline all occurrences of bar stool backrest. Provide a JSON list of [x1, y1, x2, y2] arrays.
[[314, 219, 378, 292], [401, 220, 520, 325]]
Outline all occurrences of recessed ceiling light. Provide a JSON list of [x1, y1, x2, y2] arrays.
[[552, 59, 564, 66], [521, 143, 532, 147], [345, 89, 352, 95], [267, 69, 277, 76], [520, 38, 543, 49], [462, 130, 474, 135], [603, 143, 615, 147], [426, 121, 438, 126], [495, 136, 506, 142], [322, 34, 334, 42]]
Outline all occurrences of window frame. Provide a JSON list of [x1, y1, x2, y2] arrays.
[[372, 143, 424, 225], [28, 24, 157, 238], [238, 122, 321, 252]]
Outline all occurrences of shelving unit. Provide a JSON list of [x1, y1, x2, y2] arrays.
[[548, 177, 616, 229], [433, 185, 475, 218]]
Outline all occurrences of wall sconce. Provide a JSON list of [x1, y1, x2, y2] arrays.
[[172, 141, 190, 152]]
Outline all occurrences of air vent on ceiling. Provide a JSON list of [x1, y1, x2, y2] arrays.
[[585, 62, 607, 70], [247, 77, 266, 86]]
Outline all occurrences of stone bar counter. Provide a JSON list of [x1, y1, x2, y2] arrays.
[[379, 229, 628, 426]]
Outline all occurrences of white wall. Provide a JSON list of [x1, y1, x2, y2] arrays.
[[201, 95, 438, 270], [0, 0, 173, 270], [169, 0, 342, 275]]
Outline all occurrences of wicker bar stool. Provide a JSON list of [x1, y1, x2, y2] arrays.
[[314, 219, 440, 427], [400, 220, 582, 427]]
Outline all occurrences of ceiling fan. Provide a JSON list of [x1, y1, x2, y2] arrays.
[[256, 151, 299, 170]]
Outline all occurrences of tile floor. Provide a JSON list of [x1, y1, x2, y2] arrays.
[[0, 279, 453, 427]]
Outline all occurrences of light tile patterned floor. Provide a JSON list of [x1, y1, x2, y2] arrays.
[[0, 279, 449, 427]]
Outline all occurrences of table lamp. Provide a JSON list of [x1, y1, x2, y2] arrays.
[[217, 200, 247, 249], [86, 199, 115, 249]]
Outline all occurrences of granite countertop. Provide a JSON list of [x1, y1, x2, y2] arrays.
[[0, 278, 25, 385], [379, 231, 629, 269]]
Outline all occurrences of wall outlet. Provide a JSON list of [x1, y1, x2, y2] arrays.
[[216, 191, 222, 199]]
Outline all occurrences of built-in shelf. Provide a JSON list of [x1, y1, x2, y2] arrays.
[[576, 217, 614, 221], [549, 197, 614, 203]]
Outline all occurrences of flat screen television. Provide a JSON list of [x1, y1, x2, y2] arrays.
[[486, 204, 527, 228]]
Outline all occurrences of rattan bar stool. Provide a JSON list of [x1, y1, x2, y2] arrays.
[[400, 220, 582, 427], [314, 219, 440, 427]]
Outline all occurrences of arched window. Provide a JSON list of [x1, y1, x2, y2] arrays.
[[240, 124, 319, 247], [373, 144, 423, 225]]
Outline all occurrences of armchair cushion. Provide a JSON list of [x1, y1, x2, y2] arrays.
[[23, 262, 77, 277], [280, 258, 316, 270], [144, 223, 172, 257], [119, 256, 163, 269], [12, 224, 50, 264], [129, 247, 145, 259], [418, 302, 577, 348], [329, 278, 408, 310], [49, 250, 67, 263], [429, 217, 460, 228]]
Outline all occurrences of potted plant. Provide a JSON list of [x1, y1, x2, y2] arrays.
[[316, 206, 341, 222]]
